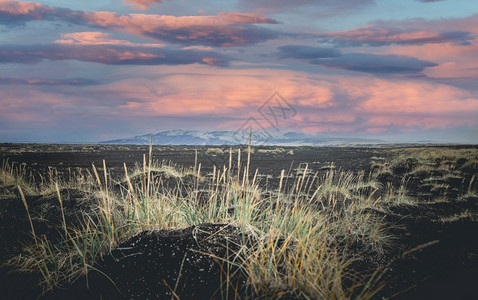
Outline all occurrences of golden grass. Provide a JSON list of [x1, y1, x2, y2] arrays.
[[2, 160, 387, 298], [206, 148, 224, 155], [256, 148, 294, 155], [1, 159, 37, 195], [438, 210, 478, 223], [4, 146, 476, 298]]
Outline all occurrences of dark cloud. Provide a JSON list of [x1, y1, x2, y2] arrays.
[[274, 44, 437, 74], [317, 24, 474, 47], [0, 44, 231, 66], [0, 1, 280, 47], [0, 1, 86, 26], [312, 53, 438, 74], [275, 45, 341, 59], [238, 0, 375, 13], [0, 77, 101, 86], [240, 0, 318, 9], [138, 24, 279, 47]]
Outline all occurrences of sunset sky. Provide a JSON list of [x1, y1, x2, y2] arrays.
[[1, 0, 477, 143]]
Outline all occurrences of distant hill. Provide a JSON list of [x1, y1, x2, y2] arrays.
[[100, 130, 385, 146]]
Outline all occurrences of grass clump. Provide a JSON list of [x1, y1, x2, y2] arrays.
[[1, 159, 37, 196], [206, 148, 224, 155]]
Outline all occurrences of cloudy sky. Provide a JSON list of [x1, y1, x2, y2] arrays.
[[1, 0, 477, 143]]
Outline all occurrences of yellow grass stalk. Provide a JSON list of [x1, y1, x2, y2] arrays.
[[228, 147, 232, 177], [241, 166, 247, 189], [308, 185, 323, 204], [213, 169, 222, 199], [223, 166, 227, 185], [468, 174, 475, 192], [276, 169, 285, 213], [92, 163, 110, 223], [246, 130, 252, 184], [194, 149, 198, 173], [296, 163, 308, 194], [143, 153, 146, 192], [55, 182, 68, 237], [237, 148, 241, 178], [212, 165, 216, 187], [103, 160, 109, 199], [124, 163, 139, 204], [17, 185, 37, 245], [147, 135, 153, 196], [217, 168, 225, 186], [252, 168, 258, 186]]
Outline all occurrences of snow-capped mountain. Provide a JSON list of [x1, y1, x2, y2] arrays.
[[100, 130, 384, 146]]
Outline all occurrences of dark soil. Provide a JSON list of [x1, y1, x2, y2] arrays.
[[44, 224, 252, 300], [374, 201, 478, 300], [0, 144, 380, 178], [1, 144, 477, 299]]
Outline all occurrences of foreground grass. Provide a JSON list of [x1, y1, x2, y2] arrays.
[[4, 145, 476, 298]]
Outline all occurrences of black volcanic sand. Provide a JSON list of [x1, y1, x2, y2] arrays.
[[44, 224, 252, 300], [0, 144, 380, 177], [1, 144, 478, 299]]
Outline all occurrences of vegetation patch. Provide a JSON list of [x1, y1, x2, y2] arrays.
[[1, 145, 477, 299]]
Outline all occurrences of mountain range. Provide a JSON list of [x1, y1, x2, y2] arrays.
[[100, 130, 385, 146]]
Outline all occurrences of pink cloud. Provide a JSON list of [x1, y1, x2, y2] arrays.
[[91, 67, 478, 134], [353, 78, 478, 129], [238, 0, 374, 15], [375, 40, 478, 79], [218, 12, 279, 24], [0, 0, 52, 17], [318, 26, 473, 47], [123, 0, 164, 10], [0, 0, 85, 25], [182, 46, 215, 51], [1, 65, 477, 140], [100, 68, 333, 121], [0, 77, 99, 86], [54, 32, 165, 47], [0, 43, 230, 66], [318, 15, 477, 47], [0, 1, 280, 47], [369, 15, 478, 80], [81, 12, 279, 46], [315, 15, 478, 80], [0, 88, 83, 124]]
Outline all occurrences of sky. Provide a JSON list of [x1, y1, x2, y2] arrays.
[[1, 0, 477, 143]]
